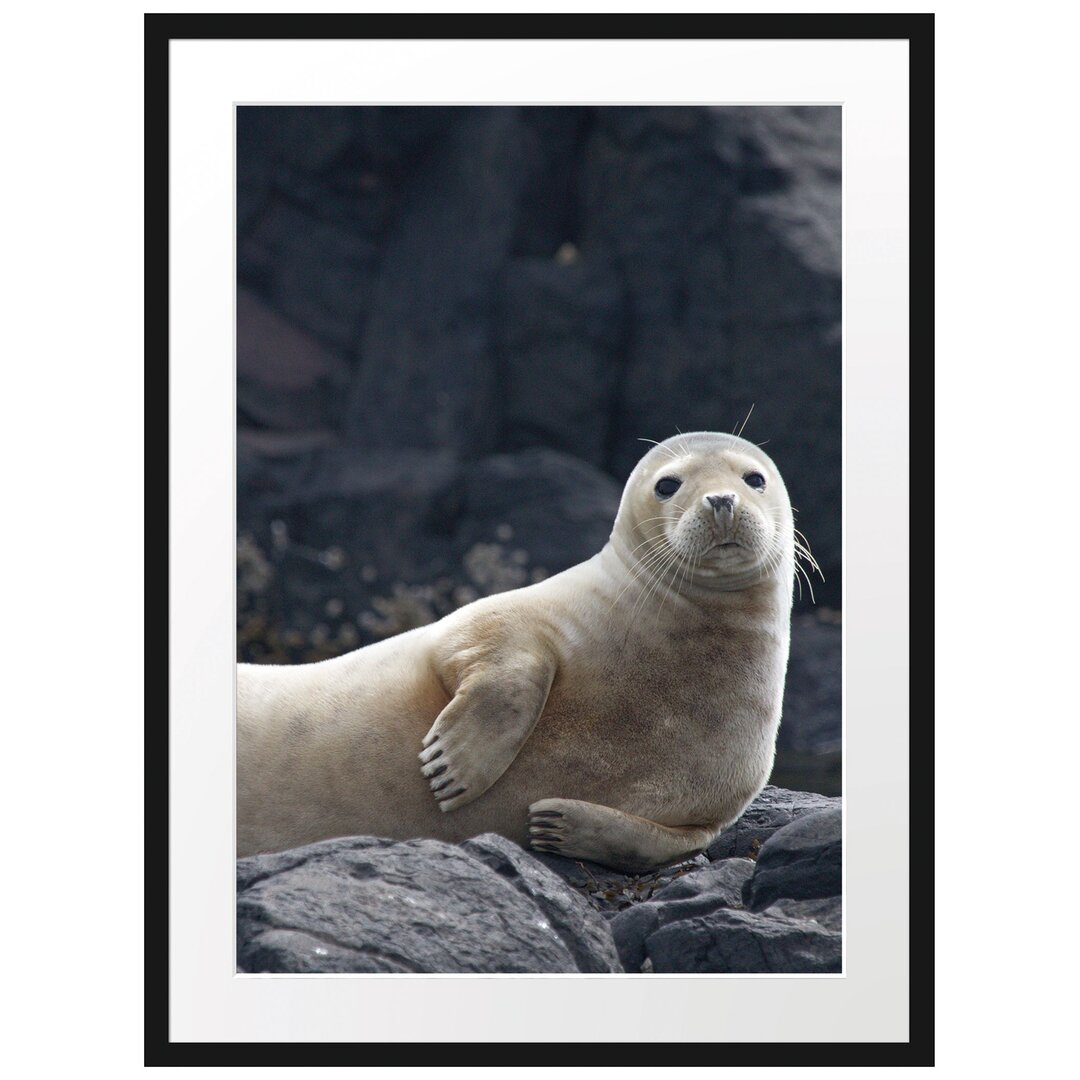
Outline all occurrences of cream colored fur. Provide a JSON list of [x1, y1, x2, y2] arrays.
[[237, 432, 795, 871]]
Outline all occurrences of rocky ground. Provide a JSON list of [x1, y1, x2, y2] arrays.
[[237, 785, 841, 975]]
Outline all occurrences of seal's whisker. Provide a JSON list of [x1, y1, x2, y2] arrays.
[[770, 538, 789, 581], [639, 501, 686, 520], [631, 546, 682, 624], [609, 539, 679, 609], [618, 546, 680, 648], [793, 548, 823, 580], [793, 558, 817, 603], [657, 554, 682, 622], [624, 555, 668, 623], [674, 543, 701, 605], [629, 543, 680, 579], [637, 437, 680, 462], [758, 541, 784, 587], [630, 534, 682, 567], [625, 527, 671, 555], [642, 551, 683, 619], [792, 530, 824, 579], [680, 552, 694, 592], [640, 501, 687, 520], [620, 545, 677, 593], [735, 402, 755, 439], [661, 539, 697, 620], [624, 540, 666, 563]]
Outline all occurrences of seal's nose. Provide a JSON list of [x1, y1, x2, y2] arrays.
[[706, 493, 737, 515]]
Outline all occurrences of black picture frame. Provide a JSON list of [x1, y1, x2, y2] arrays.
[[146, 12, 933, 1066]]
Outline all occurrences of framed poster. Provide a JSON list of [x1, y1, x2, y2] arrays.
[[148, 12, 932, 1064]]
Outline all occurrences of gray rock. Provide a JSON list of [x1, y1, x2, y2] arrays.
[[768, 894, 843, 932], [707, 785, 840, 860], [344, 108, 531, 458], [743, 807, 842, 911], [529, 850, 710, 915], [235, 104, 475, 358], [236, 288, 352, 433], [606, 853, 841, 974], [237, 833, 621, 974], [646, 904, 841, 974], [233, 802, 842, 975], [780, 612, 842, 756], [611, 859, 754, 972], [240, 201, 381, 355], [649, 856, 755, 905], [510, 107, 594, 257], [496, 256, 626, 469], [460, 834, 621, 972], [453, 449, 622, 579]]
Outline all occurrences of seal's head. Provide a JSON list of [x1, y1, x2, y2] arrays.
[[612, 431, 796, 593]]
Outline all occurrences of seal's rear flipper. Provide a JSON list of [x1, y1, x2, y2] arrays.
[[528, 798, 718, 874]]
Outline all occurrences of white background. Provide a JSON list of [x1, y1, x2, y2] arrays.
[[1, 0, 1076, 1076]]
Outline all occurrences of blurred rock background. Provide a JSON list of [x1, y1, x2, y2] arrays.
[[236, 105, 841, 794]]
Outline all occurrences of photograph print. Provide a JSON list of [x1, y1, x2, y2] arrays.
[[233, 104, 842, 975]]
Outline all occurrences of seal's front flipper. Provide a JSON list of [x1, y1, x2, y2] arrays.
[[528, 798, 718, 874], [419, 649, 556, 812]]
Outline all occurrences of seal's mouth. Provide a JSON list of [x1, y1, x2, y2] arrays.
[[702, 540, 742, 556]]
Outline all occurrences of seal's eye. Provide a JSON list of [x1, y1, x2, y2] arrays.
[[654, 477, 682, 500], [743, 471, 766, 491]]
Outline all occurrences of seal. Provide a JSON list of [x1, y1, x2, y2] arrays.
[[237, 431, 797, 872]]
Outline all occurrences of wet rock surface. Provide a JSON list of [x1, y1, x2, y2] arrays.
[[236, 787, 841, 975]]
